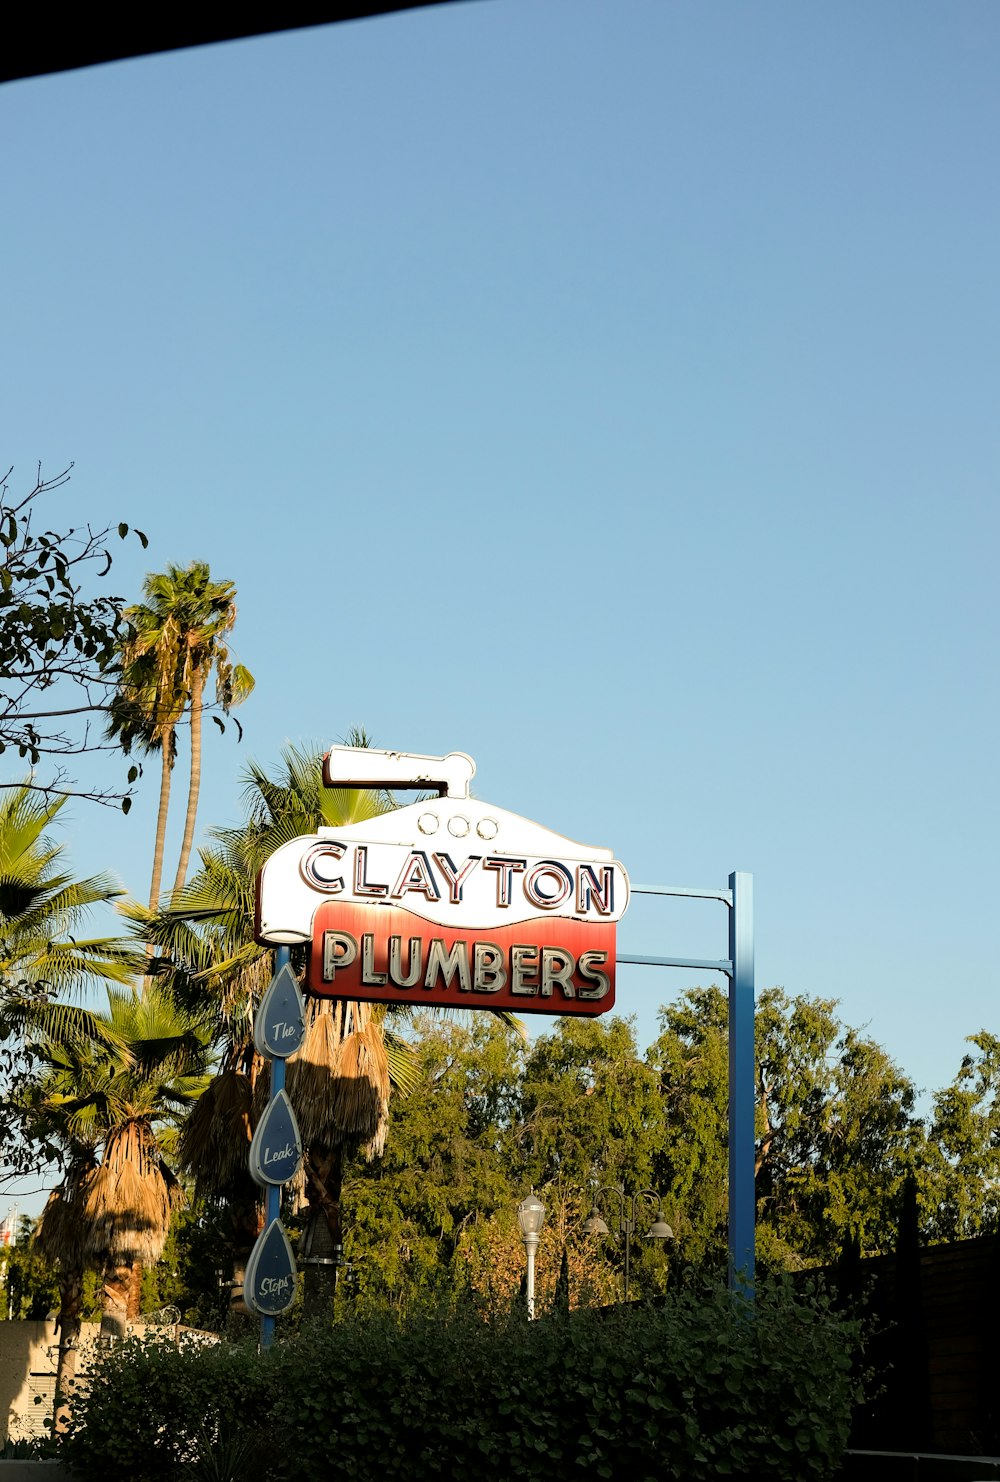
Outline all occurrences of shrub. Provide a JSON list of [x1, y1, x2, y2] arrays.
[[61, 1277, 859, 1482]]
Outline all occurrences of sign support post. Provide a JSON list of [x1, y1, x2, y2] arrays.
[[618, 874, 755, 1296], [260, 945, 290, 1351], [727, 873, 754, 1295], [244, 944, 306, 1348]]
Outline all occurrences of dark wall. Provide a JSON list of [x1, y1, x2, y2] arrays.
[[838, 1235, 1000, 1455]]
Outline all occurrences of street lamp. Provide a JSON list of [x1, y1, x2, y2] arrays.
[[583, 1186, 673, 1303], [517, 1192, 546, 1320]]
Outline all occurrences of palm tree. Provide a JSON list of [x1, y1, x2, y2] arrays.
[[0, 784, 140, 1027], [0, 780, 128, 1397], [0, 785, 200, 1426], [109, 593, 187, 915], [167, 565, 254, 897], [133, 742, 420, 1318], [32, 1146, 97, 1428], [32, 982, 211, 1343], [111, 562, 254, 912], [0, 784, 143, 1204]]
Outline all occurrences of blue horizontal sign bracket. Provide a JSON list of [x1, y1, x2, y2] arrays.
[[617, 953, 733, 976], [631, 883, 733, 905]]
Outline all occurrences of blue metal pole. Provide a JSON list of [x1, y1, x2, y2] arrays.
[[260, 946, 291, 1350], [727, 872, 755, 1296]]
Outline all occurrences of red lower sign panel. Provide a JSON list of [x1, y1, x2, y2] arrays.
[[307, 901, 616, 1017]]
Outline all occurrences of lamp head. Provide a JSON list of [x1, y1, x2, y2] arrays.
[[582, 1206, 610, 1238], [517, 1192, 546, 1238], [646, 1210, 674, 1241]]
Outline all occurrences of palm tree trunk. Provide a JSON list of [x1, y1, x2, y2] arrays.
[[148, 730, 175, 914], [100, 1263, 131, 1341], [172, 667, 205, 896], [53, 1268, 83, 1435], [126, 1259, 144, 1321], [301, 1147, 344, 1319]]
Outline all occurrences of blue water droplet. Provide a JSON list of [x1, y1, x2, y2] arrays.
[[246, 1219, 297, 1316], [250, 1090, 302, 1187], [254, 962, 306, 1058]]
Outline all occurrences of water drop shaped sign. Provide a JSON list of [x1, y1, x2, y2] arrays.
[[245, 1219, 297, 1317], [254, 962, 307, 1059], [249, 1089, 302, 1187]]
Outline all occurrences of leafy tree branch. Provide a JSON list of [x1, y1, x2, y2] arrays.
[[0, 463, 148, 806]]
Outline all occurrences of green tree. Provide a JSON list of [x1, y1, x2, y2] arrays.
[[754, 987, 923, 1263], [111, 561, 253, 911], [1, 1216, 59, 1320], [344, 1013, 523, 1311], [924, 1031, 1000, 1240], [515, 1015, 670, 1301], [650, 985, 924, 1270], [649, 986, 731, 1268], [0, 462, 147, 807], [139, 1202, 232, 1331], [517, 1015, 664, 1196], [342, 1014, 644, 1314]]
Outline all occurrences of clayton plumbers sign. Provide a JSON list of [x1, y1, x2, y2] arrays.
[[254, 747, 629, 1016]]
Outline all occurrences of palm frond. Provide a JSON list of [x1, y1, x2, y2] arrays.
[[79, 1122, 175, 1266], [13, 999, 130, 1057], [180, 1068, 257, 1196], [33, 1155, 98, 1266]]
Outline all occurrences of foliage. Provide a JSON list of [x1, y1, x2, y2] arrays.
[[62, 1331, 274, 1480], [61, 1279, 861, 1482], [31, 980, 212, 1163], [140, 1201, 232, 1330], [923, 1031, 1000, 1240], [348, 1010, 676, 1308], [0, 784, 138, 1008], [17, 972, 1000, 1357], [648, 986, 730, 1267], [343, 1013, 525, 1310], [134, 741, 395, 1059], [339, 990, 1000, 1307], [752, 987, 923, 1263], [1, 1217, 59, 1319], [0, 784, 141, 1184], [518, 1013, 664, 1193], [0, 1205, 224, 1329], [648, 986, 928, 1269], [0, 463, 147, 806]]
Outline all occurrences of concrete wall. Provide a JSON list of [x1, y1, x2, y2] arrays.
[[0, 1318, 219, 1445], [0, 1321, 102, 1443]]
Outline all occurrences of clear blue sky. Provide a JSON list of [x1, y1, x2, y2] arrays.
[[2, 0, 998, 1165]]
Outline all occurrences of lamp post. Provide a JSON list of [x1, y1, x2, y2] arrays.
[[583, 1187, 673, 1303], [517, 1192, 546, 1320]]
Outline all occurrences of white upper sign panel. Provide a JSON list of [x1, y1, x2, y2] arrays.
[[255, 749, 629, 944]]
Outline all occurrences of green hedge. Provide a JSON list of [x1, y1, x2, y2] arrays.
[[61, 1279, 859, 1482]]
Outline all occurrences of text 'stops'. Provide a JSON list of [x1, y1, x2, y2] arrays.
[[245, 1219, 297, 1317]]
